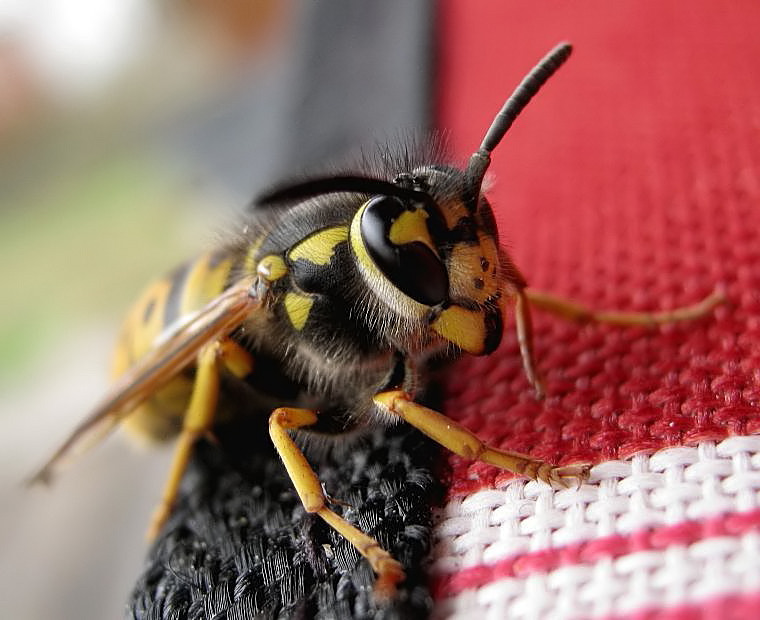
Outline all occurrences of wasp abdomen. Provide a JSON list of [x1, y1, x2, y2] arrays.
[[112, 251, 236, 441]]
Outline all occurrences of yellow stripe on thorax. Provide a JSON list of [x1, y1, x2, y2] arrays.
[[288, 226, 348, 265]]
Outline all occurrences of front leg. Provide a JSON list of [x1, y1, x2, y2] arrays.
[[514, 286, 724, 399], [375, 390, 589, 489], [524, 287, 725, 326]]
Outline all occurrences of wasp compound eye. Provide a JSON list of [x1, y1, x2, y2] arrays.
[[360, 196, 449, 306]]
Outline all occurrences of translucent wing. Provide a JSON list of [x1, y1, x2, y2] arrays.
[[28, 277, 260, 485]]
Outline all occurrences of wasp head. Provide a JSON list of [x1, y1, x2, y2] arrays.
[[346, 165, 519, 356], [255, 42, 572, 357]]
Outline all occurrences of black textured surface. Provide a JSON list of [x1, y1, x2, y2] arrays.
[[127, 420, 442, 620]]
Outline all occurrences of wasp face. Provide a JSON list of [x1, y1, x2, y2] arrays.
[[349, 166, 512, 356]]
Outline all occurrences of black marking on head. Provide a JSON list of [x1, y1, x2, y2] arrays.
[[448, 216, 478, 244], [449, 297, 480, 312], [482, 305, 504, 354], [360, 196, 449, 306]]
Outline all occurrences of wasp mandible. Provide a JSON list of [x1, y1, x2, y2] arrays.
[[30, 43, 723, 598]]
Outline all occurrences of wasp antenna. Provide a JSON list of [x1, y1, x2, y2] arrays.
[[479, 42, 572, 156], [466, 42, 573, 205]]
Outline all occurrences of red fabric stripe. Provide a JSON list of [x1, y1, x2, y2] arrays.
[[432, 507, 760, 598], [436, 1, 760, 496]]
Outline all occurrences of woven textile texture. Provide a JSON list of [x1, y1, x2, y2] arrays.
[[433, 438, 760, 618], [433, 2, 760, 617], [128, 423, 442, 619]]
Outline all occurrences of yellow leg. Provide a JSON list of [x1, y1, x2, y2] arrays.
[[375, 390, 590, 489], [514, 288, 545, 398], [513, 287, 724, 399], [146, 338, 254, 540], [524, 287, 725, 326], [268, 407, 405, 599]]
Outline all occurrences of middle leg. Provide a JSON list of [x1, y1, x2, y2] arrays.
[[268, 407, 405, 598]]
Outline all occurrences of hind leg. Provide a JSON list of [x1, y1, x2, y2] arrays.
[[147, 339, 253, 539]]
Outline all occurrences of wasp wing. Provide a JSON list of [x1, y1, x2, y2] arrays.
[[28, 277, 260, 486]]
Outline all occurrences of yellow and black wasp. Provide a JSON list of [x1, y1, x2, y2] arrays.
[[30, 43, 723, 597]]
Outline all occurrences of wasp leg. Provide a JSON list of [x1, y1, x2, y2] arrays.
[[375, 390, 590, 489], [514, 288, 545, 399], [268, 407, 405, 599], [524, 287, 725, 326], [146, 338, 254, 540]]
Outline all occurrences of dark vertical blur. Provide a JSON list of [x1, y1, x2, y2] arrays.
[[167, 0, 433, 203]]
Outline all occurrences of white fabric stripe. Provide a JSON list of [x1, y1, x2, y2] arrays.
[[433, 437, 760, 576], [435, 529, 760, 619]]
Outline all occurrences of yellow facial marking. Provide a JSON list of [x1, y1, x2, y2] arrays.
[[449, 236, 500, 304], [284, 291, 315, 330], [257, 254, 288, 281], [388, 208, 435, 251], [478, 233, 500, 277], [288, 226, 348, 266], [431, 305, 486, 354], [349, 203, 375, 272]]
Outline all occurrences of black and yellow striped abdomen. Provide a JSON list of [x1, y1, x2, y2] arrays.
[[112, 250, 236, 441]]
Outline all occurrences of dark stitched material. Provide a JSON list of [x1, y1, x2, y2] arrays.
[[127, 423, 441, 620]]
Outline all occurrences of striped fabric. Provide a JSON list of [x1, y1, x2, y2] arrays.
[[434, 3, 760, 618], [433, 438, 760, 618]]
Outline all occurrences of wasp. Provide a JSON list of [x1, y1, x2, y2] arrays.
[[30, 43, 723, 598]]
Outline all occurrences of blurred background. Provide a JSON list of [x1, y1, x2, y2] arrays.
[[0, 1, 431, 618], [5, 1, 759, 618]]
